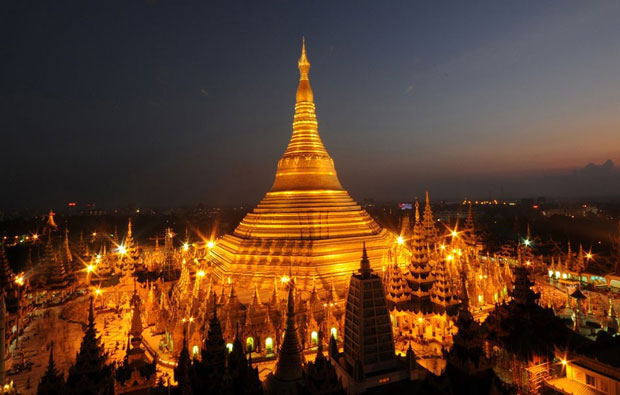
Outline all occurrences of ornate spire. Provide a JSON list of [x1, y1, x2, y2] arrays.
[[359, 242, 371, 277], [46, 209, 58, 231], [37, 342, 65, 394], [63, 226, 73, 267], [66, 297, 114, 393], [202, 292, 227, 371], [270, 38, 343, 192], [272, 279, 304, 381], [422, 190, 438, 245], [0, 242, 13, 289]]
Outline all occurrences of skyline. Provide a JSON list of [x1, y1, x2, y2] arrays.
[[2, 1, 620, 209]]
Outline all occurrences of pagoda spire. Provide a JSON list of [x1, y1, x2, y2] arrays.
[[66, 297, 114, 393], [63, 226, 73, 268], [0, 242, 13, 289], [359, 242, 371, 277], [269, 278, 304, 385], [37, 342, 65, 394], [422, 190, 438, 246], [46, 209, 58, 232], [270, 38, 343, 192]]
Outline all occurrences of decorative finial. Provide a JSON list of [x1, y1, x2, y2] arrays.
[[359, 242, 371, 276], [298, 37, 310, 80], [415, 200, 420, 223]]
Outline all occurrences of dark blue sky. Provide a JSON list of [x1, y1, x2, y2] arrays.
[[2, 1, 620, 210]]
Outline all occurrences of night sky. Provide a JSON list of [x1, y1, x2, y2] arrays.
[[2, 1, 620, 210]]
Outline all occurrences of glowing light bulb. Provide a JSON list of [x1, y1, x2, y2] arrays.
[[197, 270, 206, 278], [183, 243, 189, 251], [86, 264, 95, 273], [397, 236, 404, 245], [451, 230, 458, 238], [281, 276, 290, 283], [586, 253, 592, 259], [207, 240, 215, 249], [117, 245, 127, 255], [524, 239, 531, 247]]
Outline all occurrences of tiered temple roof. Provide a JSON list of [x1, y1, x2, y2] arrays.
[[406, 202, 433, 312]]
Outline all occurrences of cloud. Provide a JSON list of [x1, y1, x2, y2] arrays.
[[405, 84, 415, 94]]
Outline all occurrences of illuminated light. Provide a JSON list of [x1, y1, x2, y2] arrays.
[[478, 294, 483, 304], [266, 337, 274, 353], [526, 260, 531, 266], [207, 240, 215, 249], [192, 345, 199, 358], [330, 327, 338, 340], [397, 236, 404, 245], [555, 271, 560, 278], [523, 239, 531, 247], [451, 230, 458, 238], [15, 275, 25, 286], [197, 270, 206, 278], [183, 243, 189, 251], [440, 244, 446, 250], [586, 253, 592, 260], [311, 331, 318, 345], [281, 276, 290, 283], [32, 234, 39, 241], [86, 264, 95, 273], [226, 343, 233, 353], [117, 245, 127, 255], [446, 255, 454, 261], [561, 359, 567, 366], [417, 317, 423, 323], [95, 288, 102, 296], [92, 232, 97, 237], [548, 270, 553, 278]]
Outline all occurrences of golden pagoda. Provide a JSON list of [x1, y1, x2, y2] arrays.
[[209, 40, 395, 299]]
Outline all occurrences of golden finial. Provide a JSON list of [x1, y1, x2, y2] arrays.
[[298, 37, 310, 79]]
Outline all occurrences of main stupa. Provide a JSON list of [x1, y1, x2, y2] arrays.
[[209, 40, 395, 299]]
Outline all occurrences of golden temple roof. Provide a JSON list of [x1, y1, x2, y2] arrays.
[[209, 40, 395, 296], [271, 39, 343, 192]]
